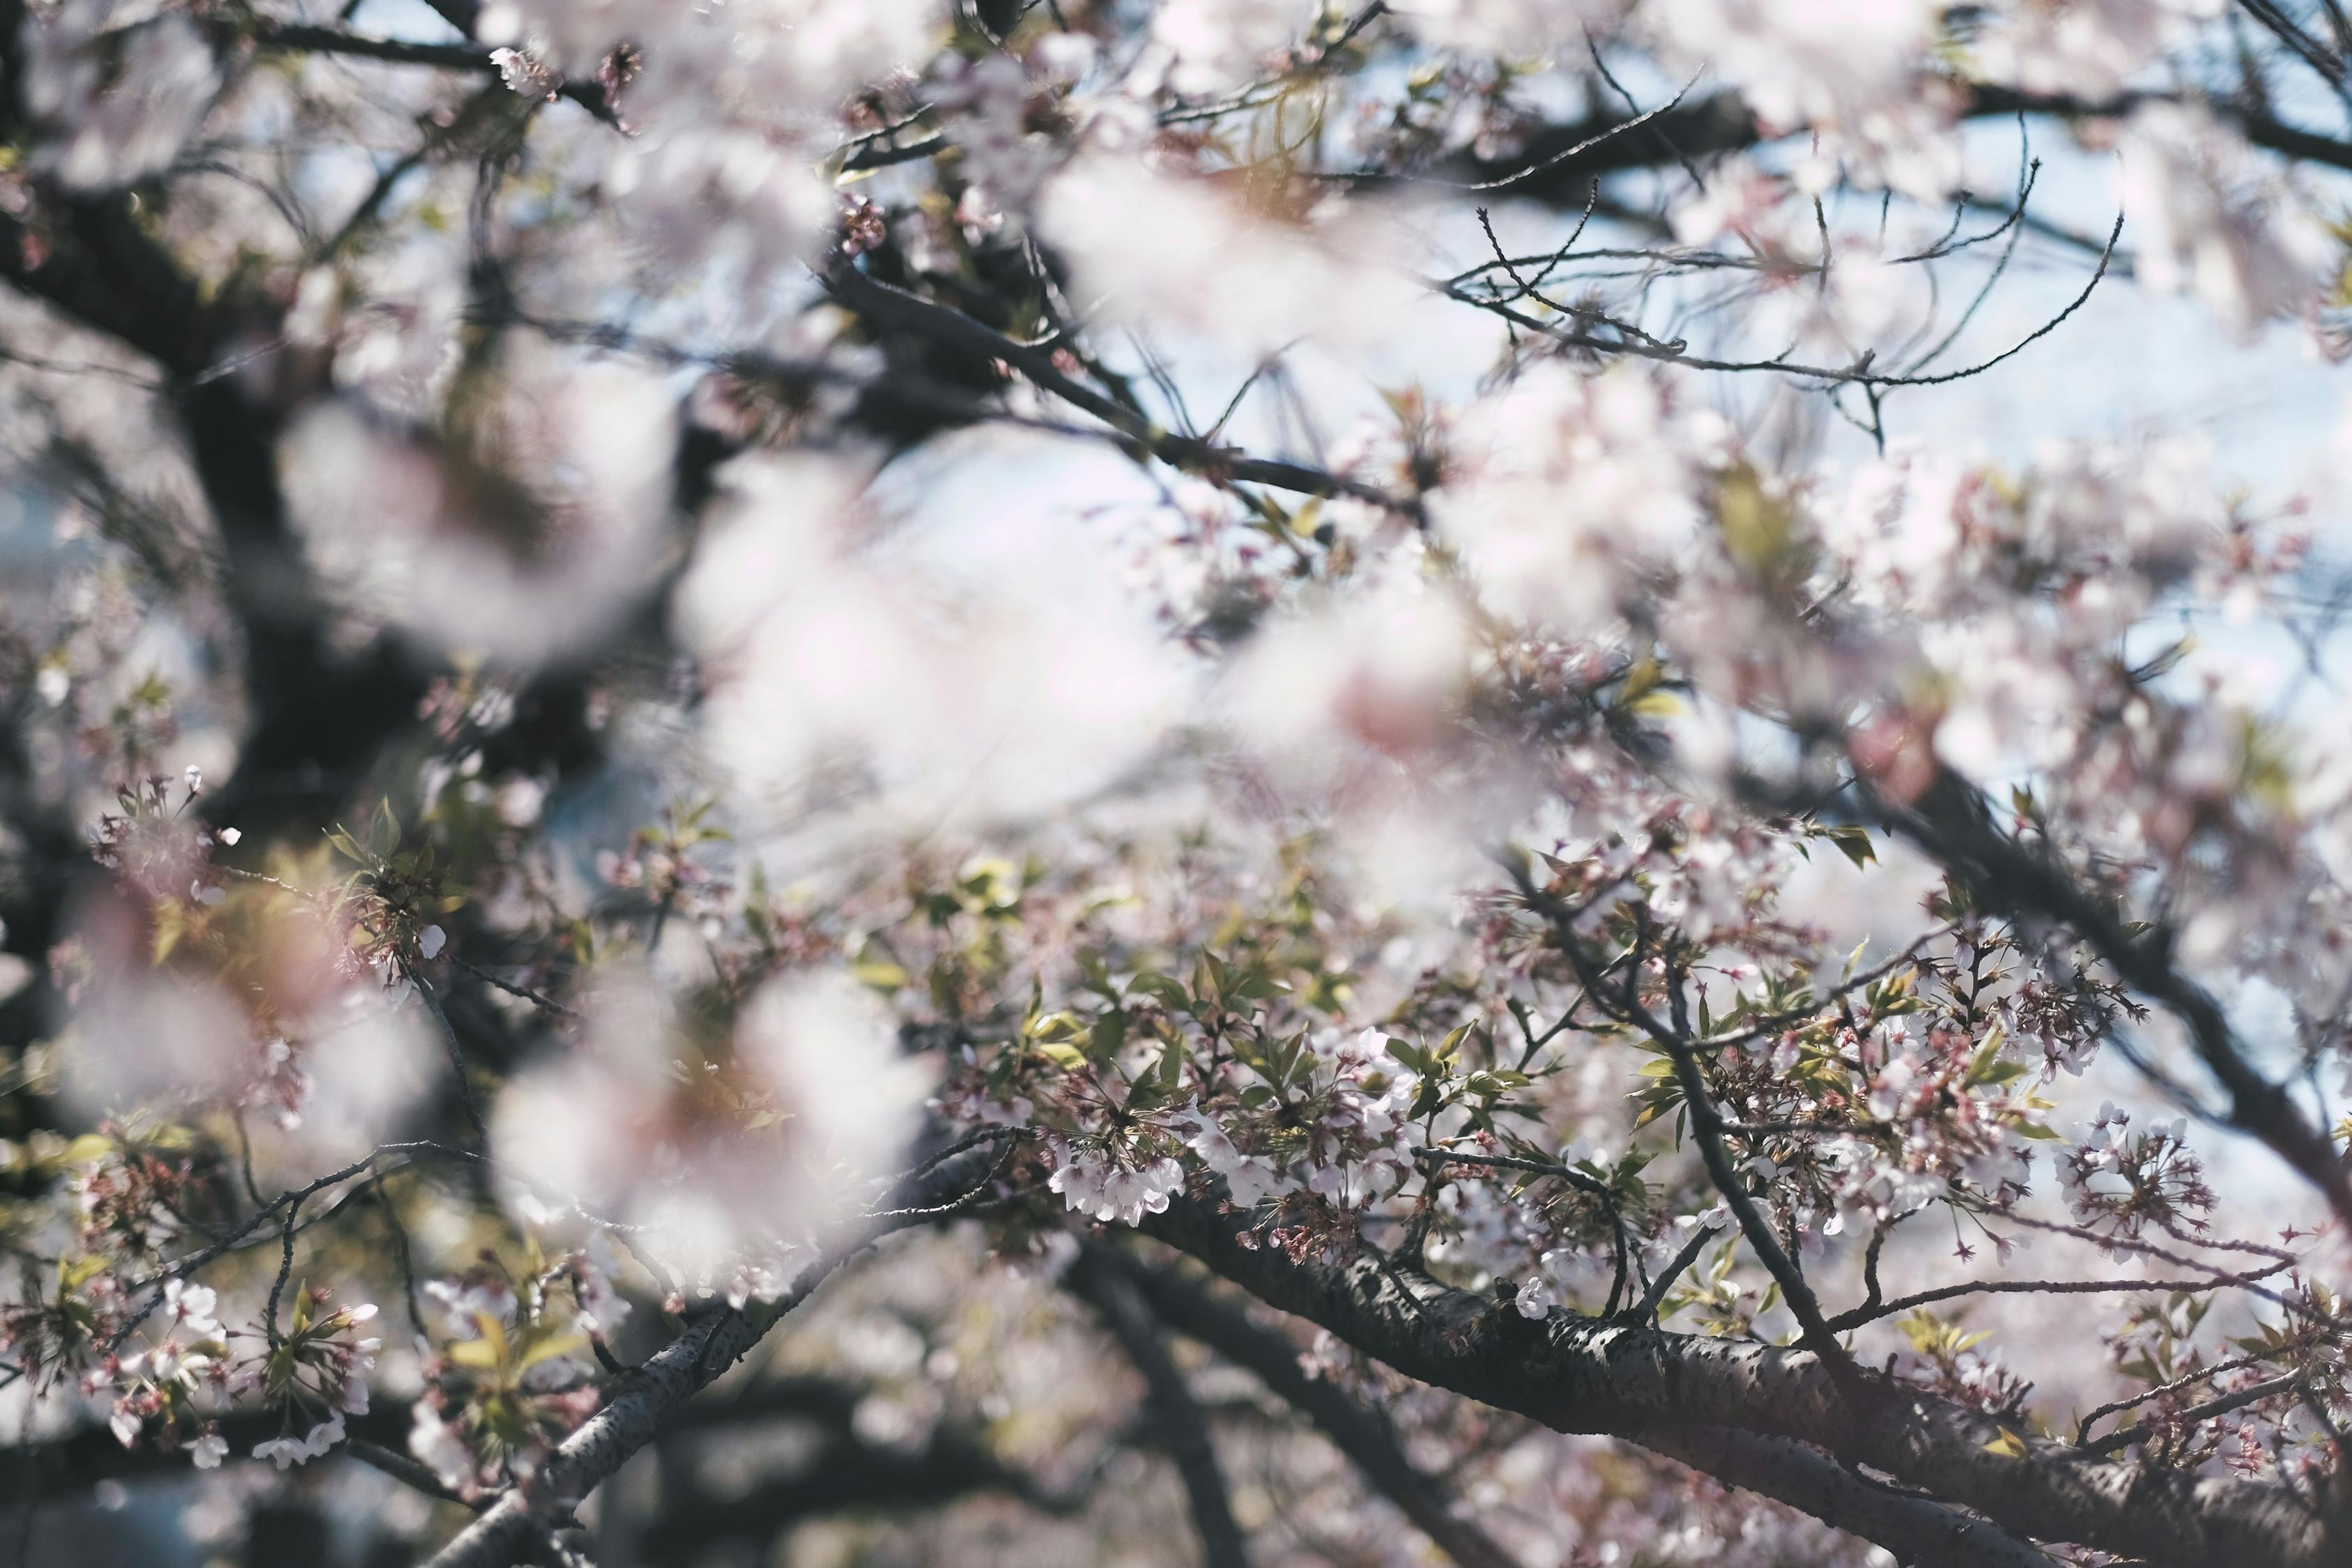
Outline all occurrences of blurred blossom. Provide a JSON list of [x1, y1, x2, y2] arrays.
[[930, 53, 1063, 211], [672, 452, 861, 652], [1799, 251, 1935, 363], [482, 0, 944, 289], [483, 0, 938, 90], [1644, 0, 1960, 197], [20, 3, 219, 192], [492, 967, 930, 1291], [1811, 436, 2226, 786], [735, 969, 935, 1179], [281, 348, 675, 666], [63, 969, 251, 1118], [328, 249, 470, 421], [602, 130, 838, 288], [1436, 364, 1725, 630], [1223, 574, 1470, 767], [1972, 0, 2223, 98], [254, 1003, 437, 1171], [1387, 0, 1626, 53], [1329, 799, 1507, 921], [1151, 0, 1317, 93], [679, 451, 1189, 827], [1042, 158, 1420, 357], [2120, 102, 2335, 335]]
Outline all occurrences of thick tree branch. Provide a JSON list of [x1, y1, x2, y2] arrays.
[[420, 1301, 792, 1568], [0, 169, 430, 841], [0, 199, 212, 377], [1136, 1195, 2332, 1568], [1438, 82, 2352, 213], [643, 1397, 1084, 1557], [1069, 1244, 1254, 1568], [1114, 1247, 1525, 1568], [419, 1151, 1006, 1568], [1638, 1425, 2057, 1568]]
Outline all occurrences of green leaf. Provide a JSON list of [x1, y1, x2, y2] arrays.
[[447, 1337, 502, 1370], [62, 1133, 114, 1166], [1128, 971, 1192, 1013], [59, 1253, 109, 1292], [1196, 951, 1229, 1004], [1824, 824, 1875, 869], [1077, 952, 1121, 1004], [1087, 1010, 1128, 1063], [1962, 1026, 2024, 1089], [520, 1330, 588, 1369]]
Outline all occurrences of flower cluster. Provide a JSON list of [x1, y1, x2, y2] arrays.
[[242, 1288, 380, 1469], [404, 1247, 620, 1497], [2059, 1104, 2216, 1240]]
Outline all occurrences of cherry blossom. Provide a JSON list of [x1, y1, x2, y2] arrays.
[[10, 6, 2352, 1567]]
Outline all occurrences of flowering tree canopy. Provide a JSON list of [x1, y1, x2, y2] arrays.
[[12, 3, 2352, 1567]]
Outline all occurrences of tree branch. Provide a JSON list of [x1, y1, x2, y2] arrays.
[[1432, 82, 2352, 213], [420, 1303, 783, 1567], [1638, 1425, 2057, 1568], [1068, 1243, 1253, 1568], [1137, 1194, 2332, 1568], [822, 263, 1423, 521], [1863, 769, 2352, 1234], [420, 1155, 1006, 1568], [1114, 1246, 1525, 1568]]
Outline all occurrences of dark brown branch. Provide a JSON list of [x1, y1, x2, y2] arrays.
[[1114, 1247, 1525, 1568], [2084, 1373, 2303, 1456], [1137, 1193, 2332, 1568], [1069, 1244, 1254, 1568], [245, 20, 616, 123], [1427, 82, 2352, 214], [822, 263, 1424, 521], [1827, 1269, 2293, 1332], [1640, 1426, 2057, 1568]]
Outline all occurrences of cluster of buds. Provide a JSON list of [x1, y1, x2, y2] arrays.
[[405, 1247, 621, 1497], [2060, 1103, 2214, 1239], [242, 1287, 380, 1469]]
